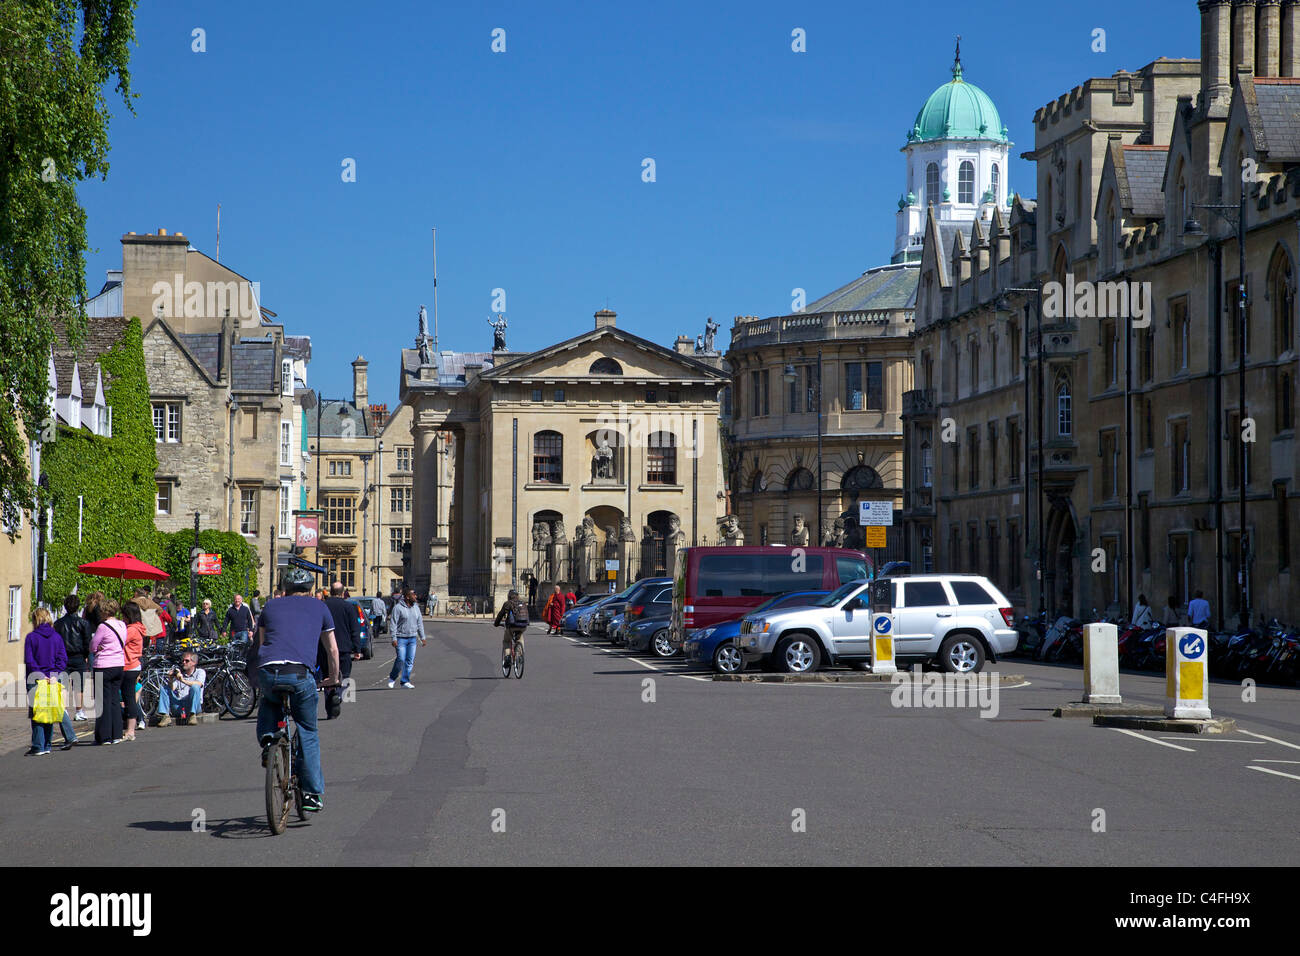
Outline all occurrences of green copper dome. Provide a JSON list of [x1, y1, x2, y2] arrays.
[[907, 52, 1008, 145]]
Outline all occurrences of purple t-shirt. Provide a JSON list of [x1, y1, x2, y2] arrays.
[[254, 595, 335, 668]]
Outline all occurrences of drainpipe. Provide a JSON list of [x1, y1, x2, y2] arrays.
[[227, 398, 238, 531]]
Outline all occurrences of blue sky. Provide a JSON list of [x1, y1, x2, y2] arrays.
[[79, 0, 1197, 406]]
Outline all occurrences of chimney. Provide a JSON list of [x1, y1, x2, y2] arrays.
[[594, 308, 617, 329], [1283, 0, 1300, 74], [352, 355, 368, 410], [1232, 0, 1258, 77], [1259, 0, 1282, 74], [1202, 0, 1234, 107], [369, 403, 388, 429], [674, 334, 693, 354]]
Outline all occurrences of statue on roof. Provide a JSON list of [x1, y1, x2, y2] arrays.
[[416, 305, 433, 366], [488, 313, 508, 352], [702, 317, 720, 353]]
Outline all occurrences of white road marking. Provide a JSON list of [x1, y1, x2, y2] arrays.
[[1109, 728, 1196, 752], [1158, 736, 1262, 743], [1247, 765, 1300, 782], [1251, 759, 1300, 764], [1238, 729, 1300, 751], [559, 634, 711, 681]]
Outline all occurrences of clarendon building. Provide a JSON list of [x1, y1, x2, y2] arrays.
[[399, 309, 727, 604], [729, 49, 1014, 563], [906, 0, 1300, 629]]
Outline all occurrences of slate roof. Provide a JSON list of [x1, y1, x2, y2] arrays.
[[231, 340, 276, 392], [1254, 80, 1300, 161], [51, 317, 130, 395], [177, 333, 222, 379], [804, 263, 919, 313], [401, 348, 499, 387], [1122, 146, 1168, 218], [283, 335, 312, 361], [85, 273, 123, 319], [304, 396, 370, 438]]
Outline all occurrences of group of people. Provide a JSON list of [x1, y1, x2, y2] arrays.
[[1130, 591, 1213, 630], [536, 582, 581, 635]]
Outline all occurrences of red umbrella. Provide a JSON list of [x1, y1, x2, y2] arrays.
[[77, 553, 169, 582]]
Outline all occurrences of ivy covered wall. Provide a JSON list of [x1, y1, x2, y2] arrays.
[[157, 528, 260, 614], [43, 317, 159, 600]]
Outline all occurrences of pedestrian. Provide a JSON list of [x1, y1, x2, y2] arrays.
[[526, 573, 538, 615], [130, 588, 167, 650], [120, 602, 146, 740], [1131, 594, 1154, 629], [223, 593, 255, 643], [387, 588, 427, 689], [1187, 590, 1211, 629], [370, 593, 387, 634], [1161, 596, 1182, 628], [156, 650, 206, 726], [564, 584, 577, 613], [89, 598, 127, 745], [194, 598, 218, 641], [250, 590, 262, 616], [54, 594, 92, 722], [321, 582, 361, 718], [542, 584, 563, 634], [25, 606, 68, 756]]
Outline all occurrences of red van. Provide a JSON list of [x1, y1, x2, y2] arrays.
[[668, 546, 872, 649]]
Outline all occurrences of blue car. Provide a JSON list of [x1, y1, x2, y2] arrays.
[[683, 590, 829, 674], [562, 594, 604, 633]]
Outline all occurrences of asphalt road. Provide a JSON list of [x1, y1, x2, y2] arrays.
[[2, 620, 1298, 866]]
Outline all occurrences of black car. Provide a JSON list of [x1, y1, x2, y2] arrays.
[[593, 577, 671, 643]]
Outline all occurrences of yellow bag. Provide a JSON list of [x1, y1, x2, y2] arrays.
[[31, 678, 65, 724]]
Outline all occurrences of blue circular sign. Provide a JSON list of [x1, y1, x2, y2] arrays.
[[873, 615, 892, 634], [1178, 633, 1205, 660]]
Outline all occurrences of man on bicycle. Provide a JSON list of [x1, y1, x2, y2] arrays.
[[246, 568, 339, 813], [493, 588, 528, 664]]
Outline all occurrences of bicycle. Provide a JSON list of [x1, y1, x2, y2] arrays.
[[500, 629, 525, 679], [263, 687, 307, 835]]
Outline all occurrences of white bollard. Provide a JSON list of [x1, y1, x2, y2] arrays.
[[871, 612, 897, 675], [1082, 622, 1121, 704], [1164, 627, 1211, 719]]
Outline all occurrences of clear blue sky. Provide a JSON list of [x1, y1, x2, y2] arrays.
[[79, 0, 1196, 407]]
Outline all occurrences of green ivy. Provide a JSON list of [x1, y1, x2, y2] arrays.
[[43, 316, 159, 601], [157, 528, 260, 616]]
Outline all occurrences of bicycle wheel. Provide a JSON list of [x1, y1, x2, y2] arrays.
[[265, 737, 291, 835], [222, 670, 257, 718], [512, 641, 525, 679], [500, 646, 512, 678], [203, 670, 225, 715], [291, 727, 306, 822], [138, 671, 164, 722]]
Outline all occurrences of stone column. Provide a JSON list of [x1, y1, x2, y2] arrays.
[[1283, 0, 1300, 74], [428, 537, 449, 614], [1233, 0, 1258, 77], [1259, 0, 1282, 74], [461, 421, 481, 568], [1202, 0, 1234, 98], [491, 536, 514, 606], [410, 424, 438, 593]]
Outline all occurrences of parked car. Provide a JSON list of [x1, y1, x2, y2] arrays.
[[625, 615, 677, 657], [594, 577, 671, 641], [737, 574, 1016, 674], [562, 593, 604, 633], [356, 596, 388, 637], [683, 589, 829, 673], [668, 546, 870, 651]]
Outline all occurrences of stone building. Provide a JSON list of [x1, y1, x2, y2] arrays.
[[907, 0, 1300, 628], [0, 439, 35, 680], [399, 309, 727, 603], [86, 229, 308, 590]]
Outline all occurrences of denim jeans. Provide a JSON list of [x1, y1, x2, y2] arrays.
[[389, 637, 418, 682], [30, 721, 53, 752], [159, 683, 203, 716], [255, 669, 323, 795]]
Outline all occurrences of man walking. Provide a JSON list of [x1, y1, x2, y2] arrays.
[[387, 588, 427, 688], [1187, 590, 1211, 629], [224, 594, 256, 643], [321, 582, 361, 718]]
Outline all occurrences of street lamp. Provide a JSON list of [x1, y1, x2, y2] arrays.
[[1002, 286, 1045, 618], [784, 349, 823, 543]]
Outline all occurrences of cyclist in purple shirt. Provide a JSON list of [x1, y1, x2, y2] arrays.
[[247, 568, 339, 812]]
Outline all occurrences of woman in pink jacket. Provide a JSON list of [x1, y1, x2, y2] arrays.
[[89, 598, 127, 745]]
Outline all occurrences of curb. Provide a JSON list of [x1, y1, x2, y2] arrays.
[[1092, 714, 1238, 734], [1054, 702, 1165, 719], [714, 672, 1026, 684]]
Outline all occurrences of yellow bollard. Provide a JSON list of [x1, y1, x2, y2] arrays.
[[871, 612, 897, 675], [1164, 627, 1211, 719]]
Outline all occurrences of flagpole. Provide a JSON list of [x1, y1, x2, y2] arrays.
[[432, 228, 440, 354]]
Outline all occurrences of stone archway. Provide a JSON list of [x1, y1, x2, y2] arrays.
[[1044, 499, 1078, 617]]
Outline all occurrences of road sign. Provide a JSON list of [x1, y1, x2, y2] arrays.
[[858, 501, 893, 526], [605, 559, 620, 571], [196, 553, 222, 575], [872, 614, 892, 635], [1165, 627, 1211, 719], [863, 526, 887, 548], [871, 613, 896, 674], [606, 569, 617, 581]]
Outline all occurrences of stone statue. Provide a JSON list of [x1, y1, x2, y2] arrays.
[[643, 524, 655, 542], [843, 513, 865, 551], [416, 305, 433, 366], [823, 516, 845, 548], [603, 526, 618, 558], [531, 521, 551, 551], [418, 304, 429, 339], [551, 517, 567, 543], [667, 513, 686, 548], [593, 435, 615, 480], [791, 513, 809, 546], [487, 314, 508, 351], [574, 516, 593, 546], [619, 517, 636, 542], [719, 515, 743, 546], [695, 334, 705, 352], [703, 317, 720, 353]]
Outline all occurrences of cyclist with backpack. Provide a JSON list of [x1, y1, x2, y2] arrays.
[[493, 589, 529, 666]]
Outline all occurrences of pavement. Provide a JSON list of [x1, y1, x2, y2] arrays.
[[1, 619, 1298, 865]]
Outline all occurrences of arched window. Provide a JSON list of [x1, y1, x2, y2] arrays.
[[1103, 199, 1116, 272], [1270, 245, 1294, 355], [589, 357, 623, 375], [990, 163, 1000, 202], [925, 162, 940, 207], [787, 467, 815, 491], [1056, 375, 1073, 437], [646, 432, 677, 484], [958, 161, 975, 204], [841, 465, 883, 491], [920, 442, 933, 488], [533, 430, 563, 483]]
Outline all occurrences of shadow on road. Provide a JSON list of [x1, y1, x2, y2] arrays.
[[129, 816, 291, 839]]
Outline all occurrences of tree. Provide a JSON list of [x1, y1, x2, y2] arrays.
[[0, 0, 137, 535], [158, 529, 260, 617]]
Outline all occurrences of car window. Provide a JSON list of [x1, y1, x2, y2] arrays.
[[651, 587, 673, 603], [836, 556, 867, 584], [817, 581, 863, 607], [761, 553, 824, 593], [949, 581, 996, 605], [903, 581, 950, 607], [773, 591, 826, 609], [698, 555, 765, 597]]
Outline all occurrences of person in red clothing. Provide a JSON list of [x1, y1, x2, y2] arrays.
[[120, 602, 146, 741], [564, 586, 577, 613], [543, 584, 564, 634]]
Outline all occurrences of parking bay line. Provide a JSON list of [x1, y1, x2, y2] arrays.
[[1109, 728, 1196, 752], [1238, 729, 1300, 751], [1250, 759, 1300, 764], [1158, 736, 1262, 743], [559, 634, 712, 682], [1246, 765, 1300, 782]]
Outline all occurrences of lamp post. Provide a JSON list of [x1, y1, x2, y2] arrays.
[[1187, 186, 1249, 631], [784, 350, 823, 543], [1004, 286, 1044, 617]]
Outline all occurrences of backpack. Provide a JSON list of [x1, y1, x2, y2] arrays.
[[140, 606, 164, 639], [505, 598, 529, 628]]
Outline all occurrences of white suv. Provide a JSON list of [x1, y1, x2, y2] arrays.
[[737, 574, 1017, 674]]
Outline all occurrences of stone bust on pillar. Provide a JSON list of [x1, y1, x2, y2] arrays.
[[790, 513, 809, 546], [719, 515, 744, 546]]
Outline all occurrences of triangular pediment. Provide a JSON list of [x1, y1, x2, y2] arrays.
[[480, 326, 726, 383]]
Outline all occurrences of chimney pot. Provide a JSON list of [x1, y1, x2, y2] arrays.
[[158, 228, 167, 236], [594, 308, 617, 329]]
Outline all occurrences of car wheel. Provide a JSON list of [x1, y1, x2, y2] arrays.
[[650, 629, 676, 659], [938, 633, 986, 674], [775, 635, 820, 674], [712, 642, 745, 674]]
